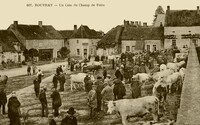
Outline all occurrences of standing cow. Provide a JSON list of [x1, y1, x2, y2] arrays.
[[106, 96, 159, 125]]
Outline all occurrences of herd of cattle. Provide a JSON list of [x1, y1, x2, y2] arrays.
[[68, 50, 188, 125]]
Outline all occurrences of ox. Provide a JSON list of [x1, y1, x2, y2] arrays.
[[132, 73, 152, 83], [106, 96, 159, 125], [152, 69, 174, 82], [70, 73, 95, 91]]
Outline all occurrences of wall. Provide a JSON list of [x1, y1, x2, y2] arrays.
[[154, 14, 165, 27], [26, 39, 64, 58], [68, 38, 100, 59], [121, 40, 136, 53], [145, 40, 162, 52], [0, 52, 25, 63], [164, 26, 200, 49], [96, 48, 115, 57]]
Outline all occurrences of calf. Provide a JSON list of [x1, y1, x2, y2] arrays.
[[106, 96, 159, 125]]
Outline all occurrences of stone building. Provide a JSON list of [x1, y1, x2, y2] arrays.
[[164, 6, 200, 49], [8, 21, 64, 61], [0, 30, 25, 63]]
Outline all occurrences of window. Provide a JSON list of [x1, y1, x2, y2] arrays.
[[91, 48, 93, 55], [153, 45, 157, 51], [132, 46, 135, 52], [77, 40, 79, 44], [147, 45, 150, 52], [172, 40, 176, 46], [192, 39, 198, 46], [77, 49, 80, 56], [126, 46, 130, 51]]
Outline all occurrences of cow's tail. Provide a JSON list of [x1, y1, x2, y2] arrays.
[[155, 96, 160, 115]]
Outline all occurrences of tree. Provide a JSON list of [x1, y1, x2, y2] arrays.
[[28, 48, 39, 59], [60, 47, 70, 59], [153, 6, 165, 25], [23, 49, 29, 61]]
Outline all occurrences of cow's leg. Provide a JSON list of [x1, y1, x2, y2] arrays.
[[121, 115, 128, 125]]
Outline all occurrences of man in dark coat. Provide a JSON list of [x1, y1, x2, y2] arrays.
[[51, 87, 62, 117], [27, 65, 31, 75], [61, 107, 77, 125], [113, 79, 126, 100], [115, 67, 123, 81], [94, 76, 104, 112], [102, 67, 107, 80], [84, 75, 92, 93], [52, 74, 58, 89], [0, 90, 7, 114], [48, 114, 57, 125], [8, 91, 21, 125], [33, 77, 40, 97], [58, 73, 66, 92], [39, 87, 48, 117], [131, 79, 141, 98]]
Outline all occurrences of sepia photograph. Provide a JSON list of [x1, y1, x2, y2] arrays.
[[0, 0, 200, 124]]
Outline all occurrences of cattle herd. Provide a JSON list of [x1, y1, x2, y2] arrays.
[[0, 47, 189, 125]]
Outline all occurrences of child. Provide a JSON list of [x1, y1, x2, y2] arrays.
[[87, 85, 97, 118]]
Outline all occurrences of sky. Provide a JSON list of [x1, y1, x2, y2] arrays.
[[0, 0, 200, 33]]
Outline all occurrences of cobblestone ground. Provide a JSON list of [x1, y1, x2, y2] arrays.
[[0, 66, 178, 125]]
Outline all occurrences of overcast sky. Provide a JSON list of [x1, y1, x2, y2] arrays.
[[0, 0, 200, 33]]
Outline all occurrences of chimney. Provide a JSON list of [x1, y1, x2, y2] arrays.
[[143, 22, 147, 27], [167, 6, 170, 11], [38, 21, 42, 27], [130, 21, 134, 25], [135, 21, 138, 26], [13, 21, 18, 26], [197, 6, 200, 14], [74, 25, 77, 32], [124, 20, 126, 25], [139, 21, 141, 26]]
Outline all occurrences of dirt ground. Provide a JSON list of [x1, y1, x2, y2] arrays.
[[0, 65, 180, 125]]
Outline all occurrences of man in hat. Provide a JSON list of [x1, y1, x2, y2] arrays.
[[113, 79, 126, 100], [33, 77, 40, 98], [58, 72, 66, 92], [8, 91, 21, 125], [27, 65, 31, 76], [51, 87, 62, 117], [102, 67, 107, 80], [39, 87, 48, 117], [94, 76, 104, 112], [84, 73, 91, 93], [115, 67, 123, 81], [52, 74, 58, 89], [139, 62, 147, 73], [61, 107, 77, 125], [48, 114, 57, 125], [87, 85, 97, 118]]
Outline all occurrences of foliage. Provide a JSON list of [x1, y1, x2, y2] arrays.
[[60, 47, 70, 59], [23, 49, 29, 61], [28, 48, 39, 59]]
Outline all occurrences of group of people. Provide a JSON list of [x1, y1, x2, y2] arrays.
[[27, 64, 37, 75]]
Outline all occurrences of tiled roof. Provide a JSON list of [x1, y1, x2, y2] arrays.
[[59, 30, 74, 39], [70, 25, 103, 38], [8, 24, 63, 40], [165, 10, 200, 26]]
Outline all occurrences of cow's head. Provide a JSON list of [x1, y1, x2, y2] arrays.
[[132, 74, 139, 81], [106, 101, 116, 114]]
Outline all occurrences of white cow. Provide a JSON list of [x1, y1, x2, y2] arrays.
[[152, 69, 174, 82], [160, 64, 167, 71], [179, 67, 186, 82], [70, 73, 95, 91], [165, 72, 182, 94], [166, 63, 179, 72], [106, 96, 159, 125], [132, 73, 152, 83]]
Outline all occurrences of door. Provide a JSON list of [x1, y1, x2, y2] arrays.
[[147, 45, 150, 52], [84, 49, 87, 59]]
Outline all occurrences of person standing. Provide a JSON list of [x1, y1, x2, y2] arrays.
[[39, 87, 49, 117], [131, 78, 141, 99], [52, 74, 58, 89], [94, 76, 104, 112], [113, 79, 126, 100], [33, 77, 40, 97], [32, 65, 37, 75], [102, 67, 107, 80], [50, 87, 62, 117], [0, 78, 7, 115], [101, 82, 114, 113], [87, 85, 97, 118], [61, 107, 77, 125], [115, 67, 123, 81], [139, 63, 147, 73], [27, 65, 31, 75], [58, 73, 66, 92], [37, 69, 44, 84], [8, 91, 21, 125]]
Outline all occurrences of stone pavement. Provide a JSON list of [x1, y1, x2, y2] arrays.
[[176, 42, 200, 125]]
